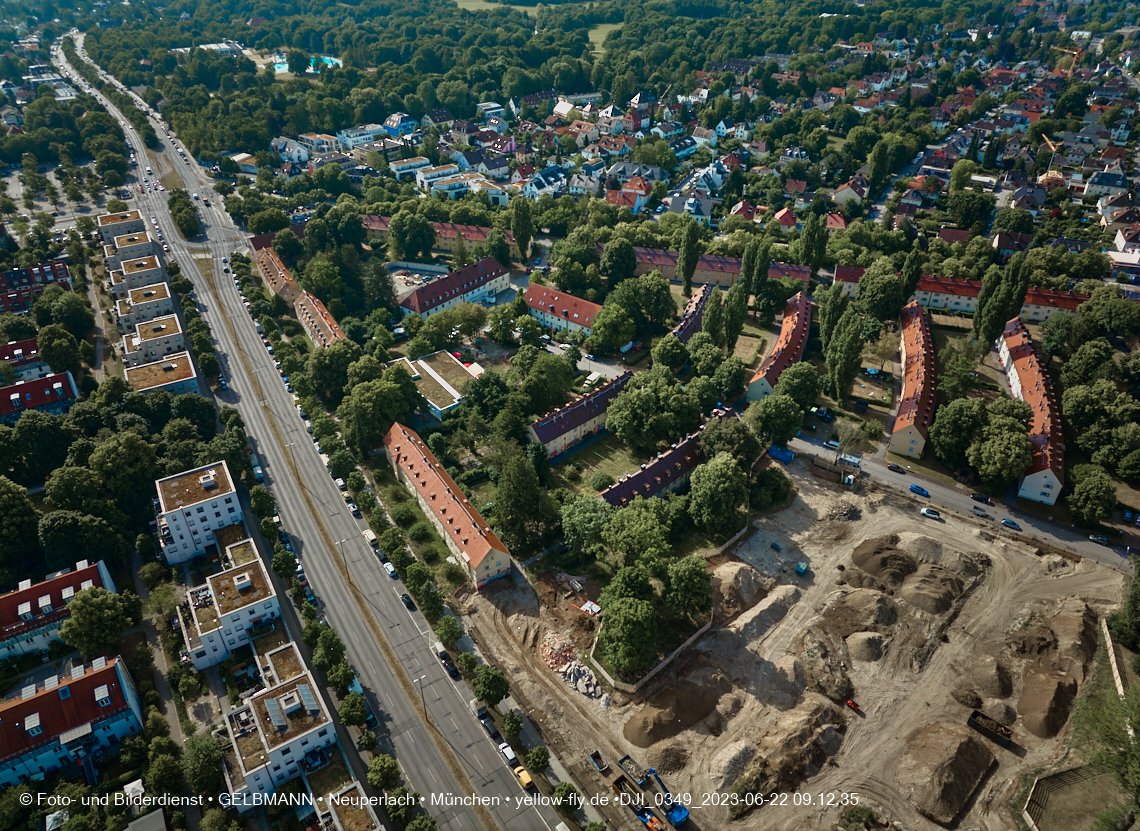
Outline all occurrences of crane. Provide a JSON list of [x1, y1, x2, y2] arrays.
[[647, 768, 690, 827], [1050, 45, 1084, 80], [1041, 134, 1062, 170]]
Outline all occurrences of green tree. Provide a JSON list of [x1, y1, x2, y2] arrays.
[[1062, 339, 1119, 389], [746, 394, 804, 447], [858, 257, 904, 322], [561, 494, 614, 567], [677, 220, 700, 297], [967, 418, 1032, 487], [798, 211, 827, 277], [502, 709, 523, 738], [1069, 465, 1117, 526], [773, 362, 823, 412], [702, 289, 724, 345], [0, 476, 41, 568], [510, 197, 534, 264], [312, 627, 346, 671], [339, 693, 368, 728], [59, 587, 136, 657], [271, 546, 297, 580], [327, 661, 355, 695], [600, 237, 637, 288], [599, 597, 657, 675], [552, 782, 581, 816], [182, 735, 224, 794], [949, 158, 976, 192], [249, 485, 275, 519], [667, 555, 713, 620], [367, 754, 401, 791], [722, 282, 748, 354], [817, 280, 849, 351], [525, 745, 550, 773], [826, 306, 863, 400], [699, 412, 762, 469], [688, 452, 747, 534], [651, 333, 688, 371], [867, 139, 890, 192], [146, 754, 183, 796], [389, 210, 436, 260], [901, 245, 924, 300], [435, 616, 464, 647], [473, 665, 510, 707], [486, 228, 511, 268], [929, 398, 986, 467], [590, 305, 635, 352], [37, 323, 81, 374], [247, 208, 289, 235], [38, 510, 125, 572], [493, 449, 542, 549], [388, 788, 420, 826]]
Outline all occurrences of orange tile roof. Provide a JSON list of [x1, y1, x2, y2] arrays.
[[524, 284, 603, 329], [383, 423, 508, 570], [295, 291, 345, 348], [893, 302, 935, 439], [255, 248, 301, 303], [1001, 319, 1064, 481], [750, 292, 810, 389]]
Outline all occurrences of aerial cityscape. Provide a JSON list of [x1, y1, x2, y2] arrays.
[[0, 0, 1136, 829]]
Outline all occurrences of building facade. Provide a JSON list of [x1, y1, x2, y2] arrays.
[[523, 284, 602, 337], [399, 258, 511, 319], [887, 302, 935, 459], [746, 292, 810, 401], [124, 352, 199, 396], [528, 372, 632, 458], [97, 211, 145, 243], [108, 256, 165, 299], [115, 282, 174, 332], [0, 372, 79, 424], [120, 315, 187, 369], [155, 461, 244, 564], [0, 560, 116, 658]]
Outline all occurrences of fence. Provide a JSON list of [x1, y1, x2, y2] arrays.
[[590, 617, 713, 694], [1023, 767, 1097, 831], [1101, 617, 1127, 698]]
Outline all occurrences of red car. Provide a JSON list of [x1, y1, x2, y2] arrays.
[[846, 699, 860, 713]]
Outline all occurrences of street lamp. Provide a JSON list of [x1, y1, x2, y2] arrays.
[[412, 675, 427, 714]]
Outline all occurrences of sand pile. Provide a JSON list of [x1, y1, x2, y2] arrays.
[[898, 533, 944, 564], [646, 744, 689, 775], [1018, 672, 1078, 738], [823, 588, 899, 637], [852, 536, 917, 586], [846, 632, 887, 662], [898, 563, 964, 615], [896, 721, 996, 826], [712, 562, 774, 620], [623, 672, 730, 747], [1011, 624, 1057, 656], [729, 584, 801, 643], [1050, 600, 1097, 681], [970, 656, 1013, 699], [980, 700, 1016, 726], [754, 655, 806, 708], [730, 699, 847, 800], [710, 741, 757, 789]]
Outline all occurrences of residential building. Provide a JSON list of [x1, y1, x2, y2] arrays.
[[116, 282, 174, 332], [294, 291, 345, 349], [421, 108, 457, 130], [155, 461, 243, 564], [832, 178, 867, 205], [296, 133, 338, 155], [229, 153, 258, 175], [270, 137, 309, 164], [383, 423, 512, 588], [102, 233, 155, 270], [97, 211, 145, 244], [623, 244, 809, 290], [0, 657, 143, 787], [523, 167, 568, 199], [0, 560, 116, 658], [1084, 169, 1129, 198], [389, 156, 431, 181], [524, 284, 603, 337], [108, 256, 165, 299], [255, 249, 302, 306], [605, 162, 667, 184], [671, 285, 710, 344], [361, 216, 516, 257], [416, 164, 462, 190], [528, 372, 633, 458], [220, 642, 336, 809], [388, 351, 479, 420], [746, 292, 811, 401], [124, 351, 199, 396], [120, 315, 185, 368], [887, 302, 935, 459], [0, 372, 79, 424], [383, 112, 418, 137], [997, 319, 1063, 506], [0, 338, 46, 382], [181, 544, 279, 669], [335, 123, 385, 152], [992, 230, 1033, 258], [399, 258, 511, 319], [0, 260, 72, 314]]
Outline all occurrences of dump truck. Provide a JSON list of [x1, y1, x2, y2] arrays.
[[618, 754, 648, 786], [589, 750, 609, 773], [967, 709, 1012, 747]]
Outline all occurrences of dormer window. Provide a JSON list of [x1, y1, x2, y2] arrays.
[[95, 685, 111, 707]]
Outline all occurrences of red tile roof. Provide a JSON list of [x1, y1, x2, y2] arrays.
[[0, 658, 132, 764], [0, 337, 39, 368], [0, 562, 110, 642], [937, 227, 971, 245], [834, 264, 865, 284], [0, 260, 72, 314], [529, 372, 632, 446], [0, 372, 78, 419], [671, 285, 710, 344], [524, 284, 603, 330], [893, 302, 936, 439], [916, 275, 983, 298], [383, 423, 508, 571], [1001, 319, 1064, 481], [750, 292, 811, 389], [400, 258, 509, 316]]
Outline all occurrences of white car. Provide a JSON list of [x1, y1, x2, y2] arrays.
[[498, 743, 517, 764], [384, 562, 398, 579], [919, 508, 941, 520]]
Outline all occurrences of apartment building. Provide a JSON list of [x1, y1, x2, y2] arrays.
[[120, 315, 186, 368], [670, 285, 711, 344], [399, 258, 511, 319], [623, 245, 811, 291], [0, 338, 46, 382], [0, 657, 143, 787], [181, 543, 279, 669], [528, 372, 632, 458], [415, 164, 461, 190], [389, 156, 431, 181], [0, 372, 79, 424], [294, 291, 345, 349], [255, 248, 302, 306], [0, 260, 72, 314], [297, 133, 339, 155], [102, 232, 154, 270], [887, 302, 935, 459], [383, 423, 512, 588], [746, 292, 810, 401], [998, 319, 1063, 505], [155, 461, 244, 564], [116, 282, 174, 332], [362, 216, 517, 257], [124, 351, 199, 396], [108, 255, 165, 299], [524, 284, 603, 337], [335, 123, 385, 151], [0, 560, 116, 657], [97, 210, 145, 244]]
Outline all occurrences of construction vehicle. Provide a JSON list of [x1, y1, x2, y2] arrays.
[[846, 699, 860, 713], [647, 768, 690, 826], [618, 753, 648, 786], [589, 750, 609, 773], [611, 777, 666, 831], [967, 709, 1012, 748]]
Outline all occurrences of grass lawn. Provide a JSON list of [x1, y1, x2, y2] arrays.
[[551, 432, 648, 496], [468, 478, 497, 513], [589, 23, 622, 53], [930, 323, 1007, 392]]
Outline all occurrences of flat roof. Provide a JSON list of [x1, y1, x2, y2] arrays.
[[122, 255, 161, 274], [128, 282, 170, 305], [156, 459, 235, 512], [135, 315, 182, 342], [208, 559, 273, 617], [113, 232, 151, 247], [252, 677, 328, 749], [98, 210, 141, 226], [125, 351, 196, 392], [227, 539, 258, 566], [268, 643, 303, 682]]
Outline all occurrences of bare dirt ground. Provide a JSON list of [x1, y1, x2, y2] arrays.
[[459, 462, 1126, 831]]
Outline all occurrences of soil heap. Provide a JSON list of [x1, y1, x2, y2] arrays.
[[896, 721, 996, 826]]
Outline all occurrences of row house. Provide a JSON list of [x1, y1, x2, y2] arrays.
[[155, 461, 243, 564], [383, 423, 511, 588], [255, 248, 302, 306], [116, 282, 174, 333], [527, 372, 633, 458], [746, 292, 811, 401], [399, 258, 511, 319], [0, 560, 115, 658], [430, 172, 508, 205], [0, 372, 79, 424], [335, 123, 385, 152], [524, 284, 602, 337], [670, 285, 711, 345], [0, 260, 72, 315], [124, 351, 199, 397], [998, 320, 1063, 506], [295, 291, 345, 350], [108, 255, 165, 299], [0, 338, 46, 382], [887, 302, 935, 459], [120, 315, 185, 368], [96, 211, 145, 244], [361, 216, 516, 257], [102, 233, 155, 270]]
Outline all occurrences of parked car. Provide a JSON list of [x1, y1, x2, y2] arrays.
[[514, 767, 534, 790], [499, 742, 518, 764], [970, 493, 992, 505], [440, 653, 460, 680], [886, 463, 905, 473], [1089, 535, 1110, 546], [400, 593, 415, 610], [909, 484, 929, 497], [384, 562, 398, 578], [1001, 519, 1021, 530], [920, 508, 941, 520]]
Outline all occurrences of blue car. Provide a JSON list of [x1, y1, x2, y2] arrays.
[[1001, 519, 1020, 530], [909, 484, 929, 497]]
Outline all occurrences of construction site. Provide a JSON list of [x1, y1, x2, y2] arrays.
[[459, 458, 1127, 830]]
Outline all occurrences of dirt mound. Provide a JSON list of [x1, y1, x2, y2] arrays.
[[852, 536, 917, 586], [846, 631, 887, 662], [822, 588, 899, 637], [710, 741, 757, 789], [897, 534, 944, 564], [1050, 600, 1098, 681], [896, 721, 996, 826], [729, 584, 801, 643], [1010, 625, 1057, 656], [647, 744, 689, 775], [899, 564, 964, 615], [712, 562, 775, 620], [623, 671, 730, 748], [754, 655, 806, 709], [980, 699, 1016, 726], [1018, 672, 1078, 738], [968, 655, 1013, 699], [950, 687, 982, 709]]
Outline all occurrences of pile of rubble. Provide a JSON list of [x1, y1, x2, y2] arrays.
[[541, 632, 576, 671], [560, 659, 606, 701], [828, 502, 862, 522]]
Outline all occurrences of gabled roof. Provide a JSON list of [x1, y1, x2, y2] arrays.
[[750, 292, 810, 390], [893, 302, 935, 440], [1002, 319, 1063, 482], [671, 285, 710, 344], [524, 284, 603, 330], [0, 561, 110, 640], [529, 372, 632, 445], [0, 372, 77, 418], [383, 424, 508, 569], [400, 258, 510, 315]]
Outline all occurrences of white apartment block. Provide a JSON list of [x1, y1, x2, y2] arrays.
[[109, 255, 165, 299], [390, 156, 430, 181], [120, 315, 186, 368], [124, 351, 199, 396], [97, 211, 145, 244], [102, 232, 155, 270], [0, 560, 115, 658], [115, 282, 174, 332], [335, 123, 385, 151], [180, 543, 280, 670], [415, 164, 461, 190], [155, 461, 244, 564]]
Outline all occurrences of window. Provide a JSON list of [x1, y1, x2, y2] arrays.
[[225, 497, 233, 504], [215, 512, 221, 518], [273, 764, 280, 771], [282, 748, 291, 755], [197, 507, 205, 514], [1045, 483, 1054, 489], [319, 728, 328, 737], [301, 740, 309, 747], [228, 507, 236, 514]]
